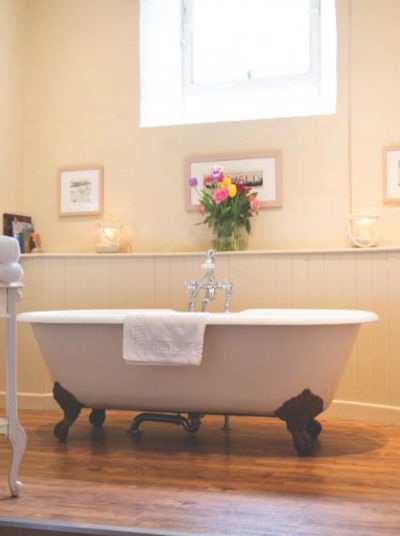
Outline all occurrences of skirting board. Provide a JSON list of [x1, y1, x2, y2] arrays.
[[0, 393, 400, 426], [324, 399, 400, 426], [0, 392, 58, 411]]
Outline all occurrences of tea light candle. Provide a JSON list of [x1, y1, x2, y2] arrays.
[[348, 214, 379, 248], [95, 222, 124, 253]]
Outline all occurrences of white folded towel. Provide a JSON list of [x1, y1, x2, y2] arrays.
[[123, 311, 208, 366], [0, 263, 24, 284], [0, 236, 20, 264]]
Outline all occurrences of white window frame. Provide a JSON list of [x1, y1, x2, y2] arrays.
[[139, 0, 336, 127], [182, 0, 322, 97]]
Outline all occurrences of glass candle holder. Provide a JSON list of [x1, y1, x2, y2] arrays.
[[95, 222, 124, 253], [347, 214, 380, 248]]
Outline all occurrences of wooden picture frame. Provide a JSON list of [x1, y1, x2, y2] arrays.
[[58, 165, 104, 216], [383, 146, 400, 204], [185, 151, 282, 211]]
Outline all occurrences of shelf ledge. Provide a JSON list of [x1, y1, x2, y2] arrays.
[[19, 246, 400, 259]]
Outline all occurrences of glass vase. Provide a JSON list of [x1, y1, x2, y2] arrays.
[[213, 227, 247, 252]]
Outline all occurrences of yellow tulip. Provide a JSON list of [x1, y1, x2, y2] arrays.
[[228, 184, 237, 198], [223, 176, 231, 187]]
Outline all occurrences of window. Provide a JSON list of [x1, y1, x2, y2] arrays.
[[140, 0, 336, 127], [186, 0, 317, 87]]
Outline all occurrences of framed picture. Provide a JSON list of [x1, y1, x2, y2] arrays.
[[3, 213, 32, 237], [383, 147, 400, 204], [58, 165, 104, 216], [185, 152, 282, 211]]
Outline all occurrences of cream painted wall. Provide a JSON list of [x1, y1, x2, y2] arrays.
[[22, 0, 351, 253], [351, 0, 400, 241], [2, 0, 400, 426], [4, 0, 400, 251], [0, 0, 26, 218]]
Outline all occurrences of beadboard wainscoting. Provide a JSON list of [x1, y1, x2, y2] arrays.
[[0, 248, 399, 424]]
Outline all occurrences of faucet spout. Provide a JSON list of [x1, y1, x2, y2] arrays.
[[201, 249, 216, 270]]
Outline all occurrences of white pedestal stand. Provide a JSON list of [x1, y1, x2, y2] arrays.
[[0, 282, 26, 497]]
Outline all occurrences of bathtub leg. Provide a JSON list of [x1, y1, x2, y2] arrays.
[[53, 381, 84, 441], [274, 388, 323, 456], [89, 409, 106, 428]]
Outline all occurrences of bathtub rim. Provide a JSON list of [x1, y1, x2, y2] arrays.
[[17, 308, 379, 326]]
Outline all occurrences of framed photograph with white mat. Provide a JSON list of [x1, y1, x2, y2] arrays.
[[58, 165, 104, 216], [185, 152, 282, 211]]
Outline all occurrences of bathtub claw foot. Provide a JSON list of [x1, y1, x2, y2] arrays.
[[53, 381, 84, 441], [291, 428, 314, 456], [306, 417, 322, 438], [89, 409, 106, 428], [274, 388, 323, 456]]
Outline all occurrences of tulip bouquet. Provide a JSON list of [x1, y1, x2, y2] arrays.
[[189, 165, 260, 251]]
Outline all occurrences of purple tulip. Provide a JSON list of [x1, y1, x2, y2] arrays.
[[188, 177, 198, 187], [211, 165, 224, 181]]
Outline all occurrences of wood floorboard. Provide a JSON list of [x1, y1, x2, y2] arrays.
[[0, 410, 399, 535]]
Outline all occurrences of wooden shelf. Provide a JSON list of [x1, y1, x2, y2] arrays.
[[19, 245, 400, 259]]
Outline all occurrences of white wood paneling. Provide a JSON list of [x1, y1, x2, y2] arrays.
[[370, 252, 389, 404], [336, 253, 358, 401], [1, 249, 400, 420], [388, 252, 400, 407]]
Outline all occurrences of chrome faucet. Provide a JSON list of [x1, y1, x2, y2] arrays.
[[186, 249, 233, 312]]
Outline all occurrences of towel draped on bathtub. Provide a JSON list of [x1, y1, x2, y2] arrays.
[[123, 311, 209, 366]]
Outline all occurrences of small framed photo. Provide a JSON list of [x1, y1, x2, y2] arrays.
[[3, 213, 32, 237], [383, 147, 400, 204], [58, 165, 104, 216], [185, 152, 282, 211]]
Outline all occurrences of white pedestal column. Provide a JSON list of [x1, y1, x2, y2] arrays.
[[1, 283, 26, 497]]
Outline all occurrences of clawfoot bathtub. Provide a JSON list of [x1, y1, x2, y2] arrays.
[[17, 308, 378, 456]]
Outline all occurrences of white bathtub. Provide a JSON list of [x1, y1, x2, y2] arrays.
[[18, 308, 378, 455]]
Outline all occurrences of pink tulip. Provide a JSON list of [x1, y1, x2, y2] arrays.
[[250, 197, 261, 212], [213, 188, 228, 204]]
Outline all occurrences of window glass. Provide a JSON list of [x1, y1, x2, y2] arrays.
[[191, 0, 312, 85]]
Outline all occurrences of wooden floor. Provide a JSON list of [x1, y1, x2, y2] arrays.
[[0, 410, 400, 535]]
